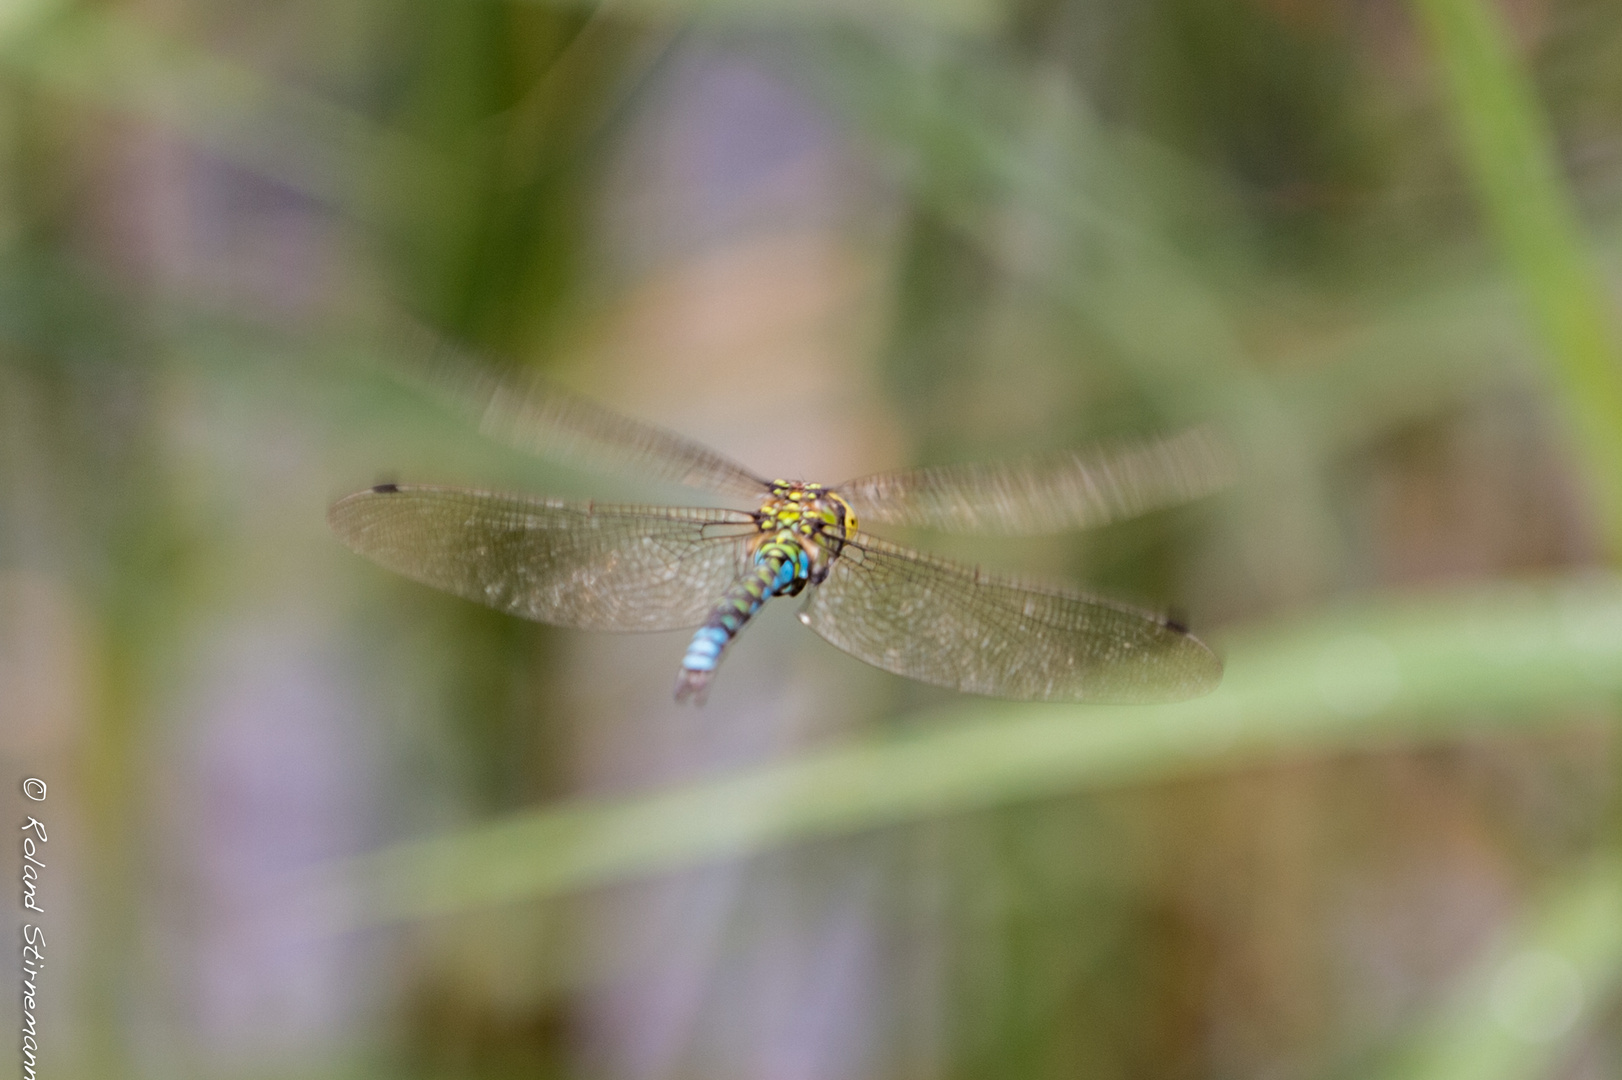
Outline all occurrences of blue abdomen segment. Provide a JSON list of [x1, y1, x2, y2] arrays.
[[674, 539, 809, 701], [681, 626, 729, 673]]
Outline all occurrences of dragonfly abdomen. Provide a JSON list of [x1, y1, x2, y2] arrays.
[[675, 534, 810, 702]]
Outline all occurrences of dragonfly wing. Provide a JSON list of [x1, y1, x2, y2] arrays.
[[414, 329, 771, 501], [837, 427, 1233, 536], [330, 485, 758, 632], [799, 532, 1221, 702]]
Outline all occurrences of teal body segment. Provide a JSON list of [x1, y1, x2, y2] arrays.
[[676, 534, 811, 699]]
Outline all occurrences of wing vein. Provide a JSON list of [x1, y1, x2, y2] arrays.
[[330, 485, 757, 632]]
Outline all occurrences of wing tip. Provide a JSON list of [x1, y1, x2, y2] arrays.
[[328, 482, 407, 542]]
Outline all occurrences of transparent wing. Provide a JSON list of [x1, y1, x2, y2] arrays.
[[799, 532, 1221, 702], [329, 485, 758, 631], [410, 326, 771, 500], [837, 427, 1233, 536]]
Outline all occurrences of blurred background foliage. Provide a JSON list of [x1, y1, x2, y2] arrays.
[[2, 0, 1622, 1077]]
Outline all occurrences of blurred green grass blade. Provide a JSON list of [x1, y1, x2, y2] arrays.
[[0, 0, 63, 48], [0, 8, 435, 208], [652, 0, 999, 32], [1375, 856, 1622, 1080], [805, 35, 1341, 602], [1412, 0, 1622, 555], [500, 0, 998, 32], [1276, 216, 1622, 464], [327, 576, 1622, 925], [807, 35, 1251, 417]]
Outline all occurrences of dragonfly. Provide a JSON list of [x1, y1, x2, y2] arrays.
[[329, 368, 1229, 704]]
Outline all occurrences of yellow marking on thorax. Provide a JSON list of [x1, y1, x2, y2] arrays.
[[756, 482, 858, 563]]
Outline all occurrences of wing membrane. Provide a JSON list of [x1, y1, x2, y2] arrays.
[[837, 427, 1233, 536], [801, 532, 1220, 702], [412, 328, 770, 500], [329, 485, 758, 631]]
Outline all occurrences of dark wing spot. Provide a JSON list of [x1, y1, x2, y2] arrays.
[[1163, 608, 1190, 634], [372, 482, 401, 494]]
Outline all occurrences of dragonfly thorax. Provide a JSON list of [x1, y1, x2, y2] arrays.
[[758, 481, 857, 539], [753, 481, 857, 587]]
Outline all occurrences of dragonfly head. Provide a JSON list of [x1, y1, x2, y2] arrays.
[[761, 481, 859, 541]]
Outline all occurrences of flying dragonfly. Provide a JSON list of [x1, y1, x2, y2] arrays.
[[329, 367, 1230, 703]]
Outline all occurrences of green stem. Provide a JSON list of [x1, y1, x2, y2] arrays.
[[1411, 0, 1622, 557], [325, 578, 1622, 924]]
